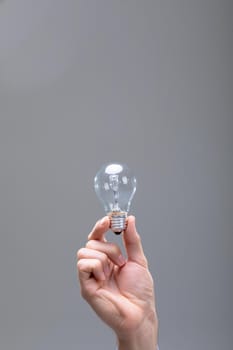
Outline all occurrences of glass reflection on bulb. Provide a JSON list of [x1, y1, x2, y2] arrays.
[[94, 163, 137, 234]]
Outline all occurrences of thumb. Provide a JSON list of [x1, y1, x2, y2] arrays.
[[123, 216, 148, 267]]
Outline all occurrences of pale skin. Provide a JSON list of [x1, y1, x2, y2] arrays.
[[76, 216, 158, 350]]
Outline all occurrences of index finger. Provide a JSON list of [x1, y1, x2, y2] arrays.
[[88, 216, 110, 241]]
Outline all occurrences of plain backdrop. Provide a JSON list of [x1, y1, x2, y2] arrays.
[[0, 1, 232, 349]]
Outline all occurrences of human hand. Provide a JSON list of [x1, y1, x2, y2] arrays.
[[77, 216, 158, 350]]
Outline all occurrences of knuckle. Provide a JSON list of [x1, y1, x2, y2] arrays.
[[93, 259, 102, 270], [108, 242, 121, 256], [77, 248, 86, 260], [85, 240, 94, 249], [102, 253, 109, 264], [77, 259, 84, 271]]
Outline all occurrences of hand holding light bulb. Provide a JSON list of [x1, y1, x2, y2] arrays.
[[77, 216, 158, 350], [76, 163, 158, 350], [94, 163, 137, 234]]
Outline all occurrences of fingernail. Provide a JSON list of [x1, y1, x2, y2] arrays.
[[118, 255, 126, 266]]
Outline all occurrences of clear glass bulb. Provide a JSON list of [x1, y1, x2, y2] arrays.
[[94, 163, 137, 234]]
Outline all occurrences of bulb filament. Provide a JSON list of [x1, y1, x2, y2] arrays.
[[109, 174, 120, 211]]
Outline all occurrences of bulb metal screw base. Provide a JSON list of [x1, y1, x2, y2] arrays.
[[109, 211, 127, 234]]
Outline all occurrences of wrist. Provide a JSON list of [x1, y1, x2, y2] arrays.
[[116, 310, 158, 350]]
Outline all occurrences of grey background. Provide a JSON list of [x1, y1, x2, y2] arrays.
[[0, 1, 232, 349]]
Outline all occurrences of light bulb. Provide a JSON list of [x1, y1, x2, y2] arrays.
[[94, 163, 137, 234]]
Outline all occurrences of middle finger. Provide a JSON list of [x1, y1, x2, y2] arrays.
[[86, 240, 127, 267]]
